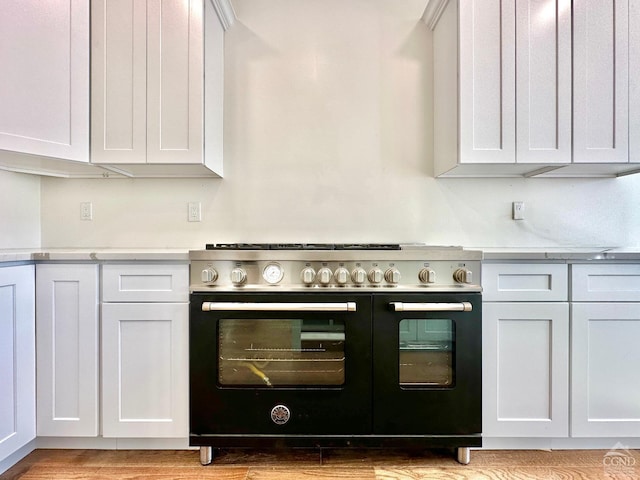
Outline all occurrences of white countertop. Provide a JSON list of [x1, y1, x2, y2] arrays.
[[2, 247, 640, 264], [479, 247, 640, 261], [0, 248, 190, 263]]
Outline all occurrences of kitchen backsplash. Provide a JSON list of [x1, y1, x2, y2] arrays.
[[6, 0, 640, 250]]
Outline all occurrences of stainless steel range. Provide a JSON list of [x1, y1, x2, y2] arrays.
[[189, 244, 482, 465]]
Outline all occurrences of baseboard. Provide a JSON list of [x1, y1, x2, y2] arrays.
[[0, 439, 37, 475]]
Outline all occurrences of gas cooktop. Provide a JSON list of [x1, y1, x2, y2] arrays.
[[190, 244, 482, 292], [205, 243, 402, 250]]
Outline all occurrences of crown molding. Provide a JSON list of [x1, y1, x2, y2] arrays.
[[209, 0, 236, 30], [422, 0, 450, 30]]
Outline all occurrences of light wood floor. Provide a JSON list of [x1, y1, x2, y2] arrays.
[[2, 448, 638, 480]]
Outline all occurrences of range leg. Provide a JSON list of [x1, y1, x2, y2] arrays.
[[456, 447, 470, 465], [200, 446, 213, 465]]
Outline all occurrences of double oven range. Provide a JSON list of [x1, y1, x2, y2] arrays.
[[189, 244, 482, 464]]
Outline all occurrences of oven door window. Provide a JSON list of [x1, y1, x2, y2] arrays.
[[218, 318, 345, 387], [398, 319, 455, 387]]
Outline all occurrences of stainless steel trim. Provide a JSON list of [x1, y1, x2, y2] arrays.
[[202, 302, 357, 312], [390, 302, 473, 312]]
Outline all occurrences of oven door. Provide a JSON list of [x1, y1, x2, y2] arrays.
[[372, 293, 481, 435], [190, 292, 372, 435]]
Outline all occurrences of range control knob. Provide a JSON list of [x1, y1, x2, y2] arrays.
[[418, 268, 436, 284], [201, 268, 218, 283], [230, 267, 247, 285], [384, 267, 401, 284], [453, 268, 473, 284], [334, 267, 350, 285], [300, 267, 316, 285], [351, 267, 367, 285], [317, 267, 333, 285], [368, 267, 383, 284]]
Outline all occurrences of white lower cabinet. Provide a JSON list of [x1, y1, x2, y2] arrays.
[[36, 264, 99, 437], [100, 264, 189, 438], [101, 302, 188, 437], [484, 261, 640, 443], [571, 263, 640, 437], [0, 266, 35, 462], [572, 303, 640, 437], [483, 302, 569, 437], [482, 262, 570, 439]]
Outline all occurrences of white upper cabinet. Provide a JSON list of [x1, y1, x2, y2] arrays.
[[428, 0, 640, 177], [458, 0, 516, 165], [91, 0, 230, 178], [0, 0, 114, 177], [630, 0, 640, 163], [0, 0, 89, 162], [516, 0, 572, 165], [573, 0, 628, 164], [432, 0, 571, 176]]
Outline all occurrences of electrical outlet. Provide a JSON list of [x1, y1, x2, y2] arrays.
[[80, 202, 93, 221], [188, 202, 201, 222], [512, 201, 525, 220]]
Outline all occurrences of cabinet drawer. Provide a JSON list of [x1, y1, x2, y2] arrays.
[[102, 264, 188, 302], [482, 263, 568, 301], [572, 264, 640, 301]]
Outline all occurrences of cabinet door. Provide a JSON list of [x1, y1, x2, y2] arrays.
[[459, 0, 516, 164], [515, 0, 571, 164], [102, 303, 188, 437], [146, 0, 204, 164], [630, 0, 640, 163], [92, 0, 203, 166], [0, 0, 89, 161], [36, 264, 99, 437], [0, 266, 35, 460], [483, 302, 569, 437], [91, 0, 147, 164], [573, 0, 629, 163], [572, 303, 640, 437]]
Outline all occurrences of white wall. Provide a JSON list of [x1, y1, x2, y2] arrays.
[[0, 168, 40, 249], [39, 0, 640, 249]]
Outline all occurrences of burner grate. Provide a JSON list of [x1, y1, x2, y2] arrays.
[[205, 243, 401, 250]]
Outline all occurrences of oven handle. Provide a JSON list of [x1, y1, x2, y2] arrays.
[[390, 302, 473, 312], [201, 302, 357, 312]]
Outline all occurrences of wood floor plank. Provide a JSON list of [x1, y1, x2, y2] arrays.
[[3, 449, 640, 480], [374, 466, 630, 480], [214, 448, 322, 466], [246, 467, 376, 480], [17, 465, 248, 480], [470, 449, 638, 467]]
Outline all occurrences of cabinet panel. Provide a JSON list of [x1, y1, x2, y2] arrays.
[[516, 0, 571, 164], [573, 0, 629, 163], [36, 264, 99, 437], [0, 0, 89, 161], [483, 302, 569, 437], [0, 266, 35, 460], [102, 303, 188, 437], [102, 264, 189, 302], [572, 264, 640, 301], [147, 0, 203, 164], [482, 263, 568, 302], [91, 0, 147, 164], [630, 0, 640, 163], [572, 303, 640, 436], [459, 0, 515, 163]]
